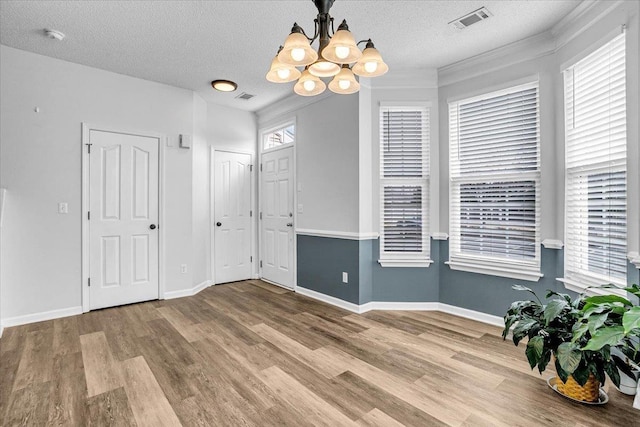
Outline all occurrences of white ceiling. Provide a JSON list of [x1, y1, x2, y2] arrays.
[[0, 0, 582, 112]]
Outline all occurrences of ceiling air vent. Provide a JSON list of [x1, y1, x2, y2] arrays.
[[235, 92, 255, 100], [449, 7, 492, 29]]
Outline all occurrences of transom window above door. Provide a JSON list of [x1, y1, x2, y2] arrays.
[[263, 124, 295, 150]]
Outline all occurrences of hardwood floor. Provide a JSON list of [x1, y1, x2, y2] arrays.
[[1, 280, 637, 426]]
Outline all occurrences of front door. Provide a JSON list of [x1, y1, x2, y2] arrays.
[[213, 151, 252, 284], [89, 130, 159, 310], [260, 146, 294, 289]]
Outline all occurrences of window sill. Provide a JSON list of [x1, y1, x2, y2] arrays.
[[378, 259, 433, 268], [446, 260, 543, 282], [557, 278, 627, 297]]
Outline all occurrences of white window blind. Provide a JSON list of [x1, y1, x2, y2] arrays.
[[564, 32, 627, 289], [449, 82, 541, 280], [379, 106, 430, 265]]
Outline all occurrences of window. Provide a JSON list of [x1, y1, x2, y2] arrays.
[[563, 32, 626, 291], [379, 105, 430, 267], [263, 124, 295, 150], [448, 82, 541, 281]]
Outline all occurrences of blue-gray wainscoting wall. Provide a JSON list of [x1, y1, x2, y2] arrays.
[[296, 234, 639, 315], [297, 235, 361, 304], [370, 239, 440, 303]]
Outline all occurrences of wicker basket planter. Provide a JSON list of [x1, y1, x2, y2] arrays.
[[555, 374, 600, 402]]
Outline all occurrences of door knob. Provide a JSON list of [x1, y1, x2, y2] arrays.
[[149, 224, 157, 230], [286, 222, 293, 227], [216, 222, 222, 227]]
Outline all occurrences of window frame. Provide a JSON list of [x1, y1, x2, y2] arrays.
[[447, 81, 542, 282], [378, 102, 432, 268], [261, 121, 296, 153]]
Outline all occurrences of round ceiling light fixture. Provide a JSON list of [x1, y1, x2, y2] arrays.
[[44, 29, 65, 41], [211, 80, 238, 92]]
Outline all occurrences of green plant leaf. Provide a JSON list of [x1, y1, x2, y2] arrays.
[[587, 313, 608, 335], [537, 349, 552, 374], [512, 317, 538, 346], [544, 299, 568, 325], [612, 354, 636, 380], [555, 357, 569, 383], [582, 326, 625, 351], [557, 342, 581, 374], [572, 360, 591, 386], [623, 306, 640, 335], [571, 322, 590, 343], [605, 360, 620, 388], [584, 294, 633, 307], [512, 284, 535, 293], [525, 336, 544, 369]]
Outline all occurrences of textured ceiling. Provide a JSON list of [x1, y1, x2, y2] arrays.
[[0, 0, 582, 111]]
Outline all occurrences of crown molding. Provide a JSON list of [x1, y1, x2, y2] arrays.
[[360, 68, 438, 90], [256, 90, 334, 126], [551, 0, 625, 51], [438, 31, 555, 87]]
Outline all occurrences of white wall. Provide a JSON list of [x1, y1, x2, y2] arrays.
[[0, 46, 197, 321], [257, 93, 360, 234], [192, 103, 257, 285], [365, 70, 440, 236]]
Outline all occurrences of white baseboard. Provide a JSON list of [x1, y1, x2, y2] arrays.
[[368, 301, 440, 311], [164, 280, 212, 300], [1, 305, 83, 329], [295, 286, 503, 327], [437, 303, 504, 327], [296, 286, 365, 313]]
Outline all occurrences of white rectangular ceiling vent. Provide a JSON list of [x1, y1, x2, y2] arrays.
[[236, 92, 255, 100], [449, 7, 492, 29]]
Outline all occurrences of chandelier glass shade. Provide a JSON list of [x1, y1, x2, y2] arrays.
[[266, 54, 302, 83], [267, 0, 387, 96], [328, 65, 360, 94], [294, 68, 327, 96]]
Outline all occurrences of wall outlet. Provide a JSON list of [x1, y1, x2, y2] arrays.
[[342, 272, 348, 283], [58, 202, 68, 214], [297, 203, 304, 213], [181, 264, 187, 274]]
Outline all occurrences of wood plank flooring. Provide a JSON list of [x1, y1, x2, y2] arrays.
[[1, 280, 638, 426]]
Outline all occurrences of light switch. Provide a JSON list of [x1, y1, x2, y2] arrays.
[[58, 202, 68, 214], [297, 203, 303, 213], [297, 183, 303, 192], [342, 272, 348, 283]]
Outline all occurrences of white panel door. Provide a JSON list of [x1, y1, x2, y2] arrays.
[[261, 147, 294, 288], [214, 151, 252, 284], [89, 130, 159, 310]]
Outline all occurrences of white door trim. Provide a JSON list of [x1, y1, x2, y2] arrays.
[[210, 148, 256, 284], [81, 123, 166, 312], [258, 120, 297, 290]]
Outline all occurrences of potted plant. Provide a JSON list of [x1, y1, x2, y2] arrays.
[[503, 285, 621, 402], [574, 284, 640, 395]]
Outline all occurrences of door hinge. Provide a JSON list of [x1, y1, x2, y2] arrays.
[[260, 260, 263, 268], [86, 143, 92, 154], [250, 210, 253, 217], [250, 164, 253, 172], [260, 212, 262, 220], [88, 278, 91, 287], [87, 211, 90, 220], [250, 256, 253, 262], [260, 163, 263, 172]]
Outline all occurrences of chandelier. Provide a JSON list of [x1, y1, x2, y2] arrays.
[[266, 0, 388, 96]]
